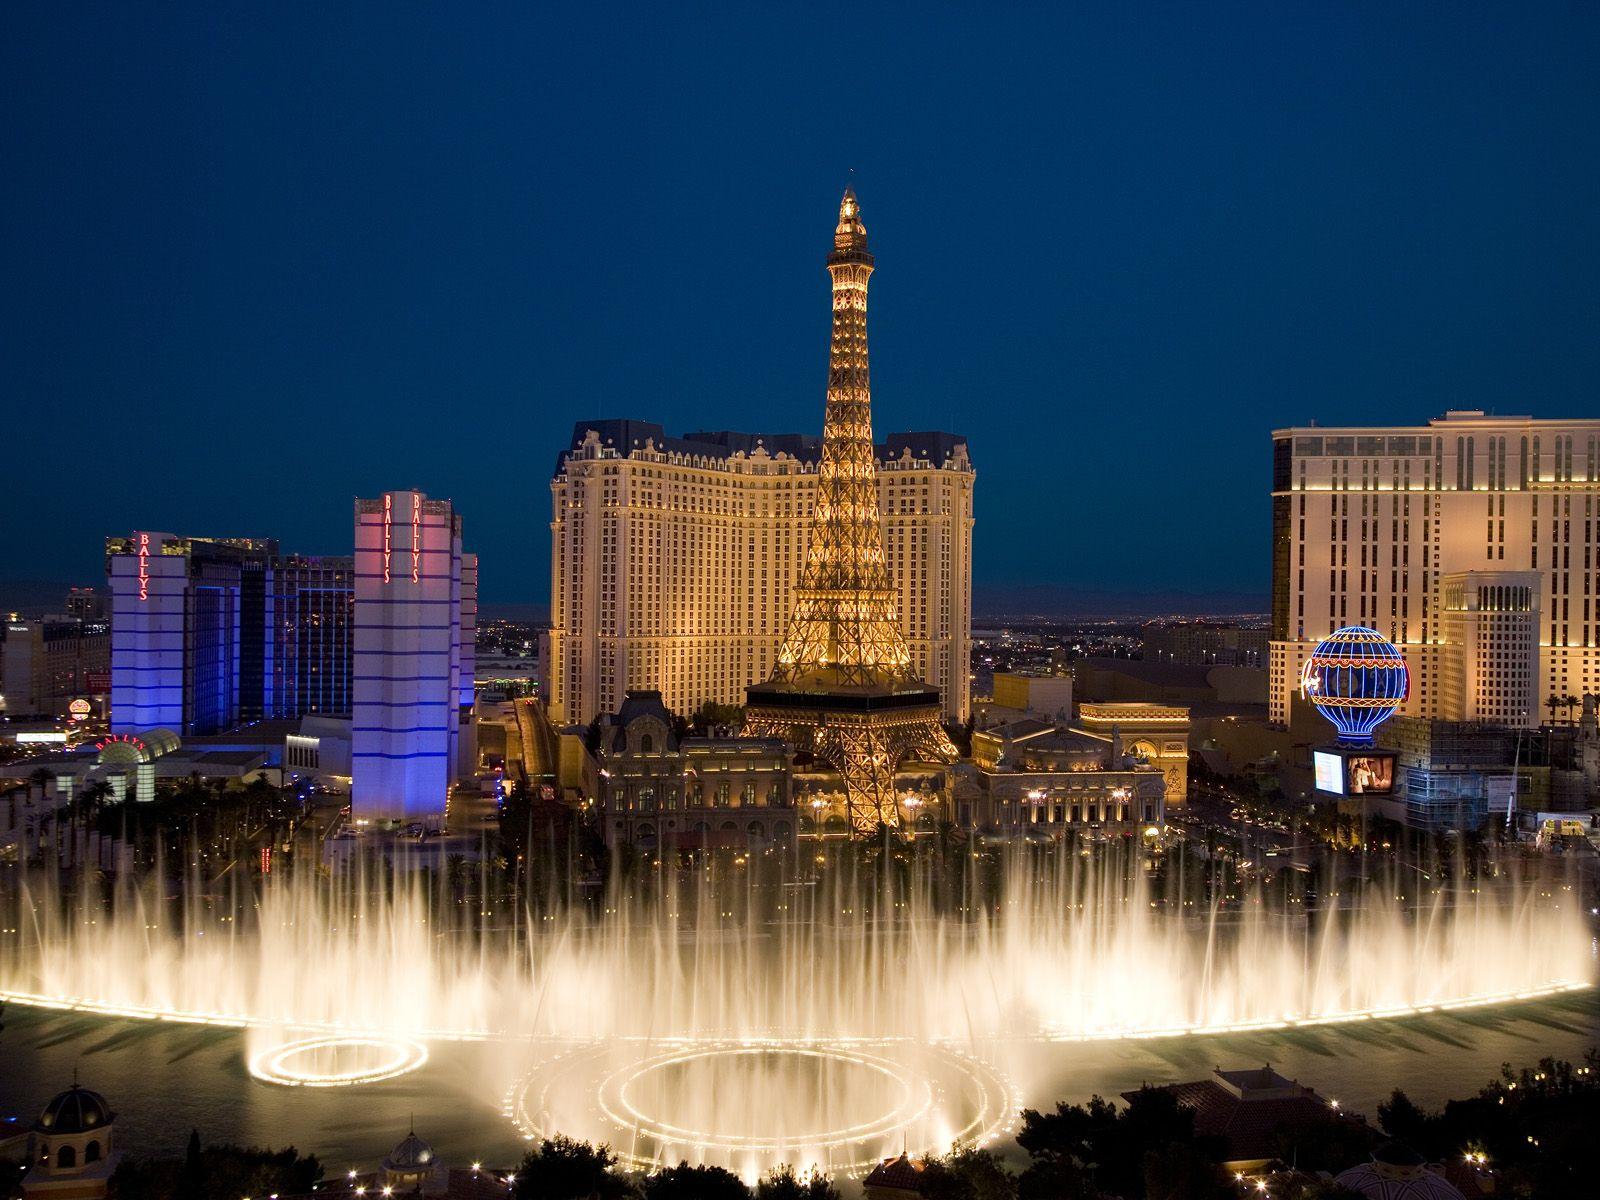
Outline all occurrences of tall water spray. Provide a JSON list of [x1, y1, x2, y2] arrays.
[[1, 840, 1590, 1173]]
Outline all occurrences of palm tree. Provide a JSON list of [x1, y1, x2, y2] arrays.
[[56, 798, 78, 870], [243, 776, 288, 855], [446, 852, 471, 901], [1546, 694, 1562, 726], [5, 784, 17, 835], [29, 769, 59, 865], [65, 788, 87, 871], [77, 780, 115, 871], [1564, 694, 1581, 724], [81, 778, 114, 817]]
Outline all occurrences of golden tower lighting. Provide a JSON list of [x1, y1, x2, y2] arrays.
[[744, 189, 957, 835]]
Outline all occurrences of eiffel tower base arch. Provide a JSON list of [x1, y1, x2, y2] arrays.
[[743, 683, 956, 836]]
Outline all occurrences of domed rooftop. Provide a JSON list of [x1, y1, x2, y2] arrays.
[[383, 1131, 435, 1171], [1333, 1142, 1465, 1200], [36, 1085, 114, 1135]]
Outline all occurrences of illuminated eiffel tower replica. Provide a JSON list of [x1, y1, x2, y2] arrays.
[[745, 189, 957, 836]]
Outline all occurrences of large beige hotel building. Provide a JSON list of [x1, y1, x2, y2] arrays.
[[545, 420, 974, 726], [1270, 410, 1600, 728]]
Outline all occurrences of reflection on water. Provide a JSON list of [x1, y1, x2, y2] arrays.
[[624, 1049, 900, 1142], [0, 845, 1591, 1172], [2, 992, 1594, 1170]]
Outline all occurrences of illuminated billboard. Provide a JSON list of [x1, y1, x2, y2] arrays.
[[1345, 753, 1394, 794], [1314, 747, 1395, 796], [1313, 750, 1344, 794]]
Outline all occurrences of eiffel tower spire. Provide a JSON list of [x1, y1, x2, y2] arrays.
[[746, 190, 955, 835], [772, 189, 916, 688]]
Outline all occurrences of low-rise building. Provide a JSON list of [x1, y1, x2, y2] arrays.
[[862, 1154, 925, 1200], [17, 1083, 121, 1199], [1076, 701, 1190, 805], [1074, 657, 1268, 708], [1, 617, 109, 719], [1333, 1143, 1469, 1200], [966, 718, 1166, 835], [595, 690, 795, 851], [63, 587, 106, 622], [1544, 693, 1600, 810], [1376, 716, 1540, 832], [475, 653, 539, 699], [989, 671, 1073, 721], [1143, 620, 1267, 667], [1128, 1065, 1356, 1173], [1, 717, 349, 864], [282, 715, 353, 788]]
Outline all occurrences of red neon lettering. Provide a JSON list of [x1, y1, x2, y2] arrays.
[[383, 495, 393, 584], [138, 532, 150, 601], [95, 734, 145, 752], [411, 493, 421, 584]]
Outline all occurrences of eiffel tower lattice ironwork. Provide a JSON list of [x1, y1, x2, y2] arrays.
[[744, 189, 956, 836]]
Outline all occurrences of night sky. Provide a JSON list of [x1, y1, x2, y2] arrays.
[[5, 4, 1598, 610]]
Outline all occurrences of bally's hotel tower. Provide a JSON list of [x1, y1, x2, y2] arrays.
[[353, 489, 475, 823]]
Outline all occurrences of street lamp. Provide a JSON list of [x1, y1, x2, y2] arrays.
[[904, 793, 923, 833]]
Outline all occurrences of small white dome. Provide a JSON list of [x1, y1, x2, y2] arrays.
[[1334, 1143, 1465, 1200]]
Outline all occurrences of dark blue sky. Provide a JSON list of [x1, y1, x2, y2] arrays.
[[5, 3, 1598, 608]]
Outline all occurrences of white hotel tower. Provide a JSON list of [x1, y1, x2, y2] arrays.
[[544, 422, 974, 727], [352, 489, 475, 825], [1270, 411, 1600, 729]]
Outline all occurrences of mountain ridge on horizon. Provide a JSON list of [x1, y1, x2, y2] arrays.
[[972, 584, 1264, 620], [1, 577, 1265, 624]]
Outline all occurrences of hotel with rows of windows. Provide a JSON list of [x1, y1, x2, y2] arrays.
[[352, 489, 476, 825], [106, 534, 354, 736], [1270, 410, 1600, 729], [544, 420, 974, 727], [103, 497, 477, 826]]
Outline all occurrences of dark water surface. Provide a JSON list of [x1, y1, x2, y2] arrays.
[[1, 991, 1595, 1174]]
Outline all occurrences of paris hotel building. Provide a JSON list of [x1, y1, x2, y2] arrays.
[[1270, 410, 1600, 728], [544, 420, 974, 726]]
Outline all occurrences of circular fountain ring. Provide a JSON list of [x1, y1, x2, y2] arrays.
[[509, 1038, 1017, 1175], [604, 1043, 926, 1151], [249, 1034, 429, 1088]]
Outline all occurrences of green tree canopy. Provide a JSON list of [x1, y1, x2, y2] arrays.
[[643, 1161, 750, 1200], [511, 1135, 635, 1200], [754, 1163, 840, 1200]]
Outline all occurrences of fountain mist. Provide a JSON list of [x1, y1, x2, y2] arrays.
[[0, 841, 1589, 1173]]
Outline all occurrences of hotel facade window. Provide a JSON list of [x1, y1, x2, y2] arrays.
[[544, 421, 974, 726], [107, 533, 277, 736], [592, 690, 795, 851], [108, 535, 362, 735], [350, 490, 477, 826], [1269, 412, 1600, 729]]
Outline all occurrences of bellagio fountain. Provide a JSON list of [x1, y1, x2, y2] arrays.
[[0, 828, 1589, 1178]]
